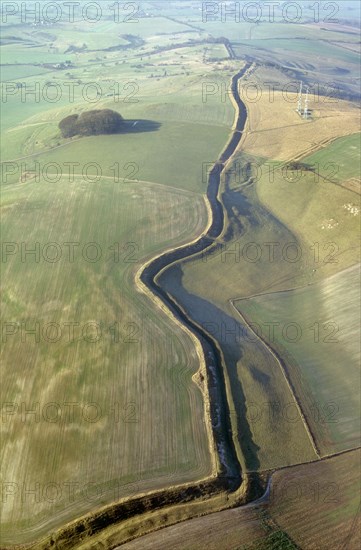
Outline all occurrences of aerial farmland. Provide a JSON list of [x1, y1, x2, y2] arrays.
[[0, 1, 360, 548]]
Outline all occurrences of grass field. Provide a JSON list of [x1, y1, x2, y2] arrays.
[[240, 86, 360, 162], [2, 119, 229, 193], [304, 132, 361, 192], [255, 160, 360, 279], [234, 264, 361, 455], [0, 175, 213, 544], [234, 38, 360, 65]]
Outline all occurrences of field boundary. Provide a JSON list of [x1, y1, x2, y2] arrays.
[[229, 299, 321, 460]]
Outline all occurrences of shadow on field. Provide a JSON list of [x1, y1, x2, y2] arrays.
[[158, 264, 261, 472], [121, 119, 161, 133]]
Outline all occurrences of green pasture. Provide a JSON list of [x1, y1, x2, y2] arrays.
[[304, 132, 361, 184], [0, 174, 210, 544], [235, 264, 361, 454]]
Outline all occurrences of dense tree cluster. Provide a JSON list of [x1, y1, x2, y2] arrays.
[[59, 109, 124, 138]]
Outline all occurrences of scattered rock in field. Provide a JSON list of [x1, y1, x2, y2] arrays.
[[343, 203, 359, 216], [320, 219, 339, 230]]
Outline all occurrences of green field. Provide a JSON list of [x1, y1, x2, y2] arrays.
[[256, 158, 360, 279], [234, 38, 360, 65], [2, 119, 229, 193], [304, 132, 361, 185], [235, 264, 361, 454], [0, 175, 212, 543]]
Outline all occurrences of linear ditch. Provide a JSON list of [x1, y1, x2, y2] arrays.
[[140, 64, 250, 486]]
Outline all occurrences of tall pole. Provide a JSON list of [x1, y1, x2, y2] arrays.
[[304, 87, 309, 119], [297, 81, 303, 114]]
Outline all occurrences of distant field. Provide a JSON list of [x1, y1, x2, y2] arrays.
[[204, 44, 229, 61], [240, 85, 360, 162], [1, 20, 237, 133], [234, 264, 361, 455], [195, 17, 361, 43], [234, 38, 360, 65], [0, 65, 51, 80], [249, 23, 361, 42], [0, 44, 67, 64]]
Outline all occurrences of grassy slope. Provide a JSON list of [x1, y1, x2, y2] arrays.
[[0, 177, 212, 544], [235, 264, 361, 454], [304, 132, 361, 186], [2, 121, 229, 193], [255, 162, 360, 278]]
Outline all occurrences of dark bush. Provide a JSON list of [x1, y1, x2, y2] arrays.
[[58, 109, 124, 138], [58, 114, 79, 138]]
